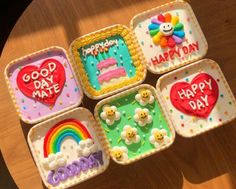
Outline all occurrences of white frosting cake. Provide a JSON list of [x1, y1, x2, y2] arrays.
[[131, 0, 208, 74], [156, 59, 236, 137]]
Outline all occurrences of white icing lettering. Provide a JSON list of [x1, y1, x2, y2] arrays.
[[32, 90, 41, 98], [48, 62, 56, 72], [41, 79, 49, 89], [178, 89, 186, 99], [54, 84, 60, 93], [82, 39, 118, 56], [31, 71, 40, 80], [199, 82, 205, 93], [196, 99, 205, 110], [204, 79, 212, 90], [189, 101, 197, 110], [186, 89, 195, 99], [46, 75, 53, 84], [201, 95, 209, 106], [40, 68, 49, 77], [34, 80, 41, 89], [41, 90, 48, 98], [23, 74, 30, 82], [191, 84, 198, 94]]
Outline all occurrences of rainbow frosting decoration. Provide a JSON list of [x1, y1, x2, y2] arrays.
[[43, 119, 91, 157], [97, 57, 127, 88], [148, 13, 185, 48]]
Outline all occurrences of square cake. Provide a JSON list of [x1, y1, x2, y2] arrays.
[[4, 46, 83, 124], [156, 59, 236, 137], [70, 24, 146, 99], [28, 108, 110, 189], [130, 0, 208, 74], [94, 84, 175, 164]]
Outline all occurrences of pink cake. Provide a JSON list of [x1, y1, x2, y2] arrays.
[[97, 58, 127, 88]]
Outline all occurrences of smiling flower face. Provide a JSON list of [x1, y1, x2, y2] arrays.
[[148, 13, 185, 48], [133, 108, 152, 126], [100, 105, 121, 125], [149, 128, 170, 149], [121, 125, 140, 145], [135, 89, 154, 106], [111, 146, 128, 162]]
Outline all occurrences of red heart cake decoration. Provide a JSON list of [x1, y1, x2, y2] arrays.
[[170, 73, 219, 118], [17, 59, 65, 105]]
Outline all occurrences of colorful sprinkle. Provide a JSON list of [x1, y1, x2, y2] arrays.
[[47, 52, 51, 56], [200, 124, 203, 128], [219, 118, 222, 122], [131, 100, 136, 104], [59, 101, 63, 105], [170, 109, 173, 113], [22, 106, 27, 110], [142, 141, 145, 146], [174, 76, 177, 80], [225, 111, 228, 115], [189, 30, 192, 34], [27, 116, 31, 120], [181, 123, 184, 127], [229, 101, 232, 105], [38, 112, 41, 116], [141, 41, 144, 46], [209, 117, 213, 121], [66, 93, 70, 97], [220, 94, 224, 98], [21, 99, 24, 103], [185, 71, 189, 74], [33, 104, 37, 108], [180, 115, 184, 119], [70, 75, 74, 79], [104, 128, 110, 133], [122, 111, 126, 115], [74, 87, 78, 92], [64, 83, 67, 87], [185, 78, 189, 82], [63, 63, 67, 68], [138, 23, 142, 28], [217, 79, 220, 82], [127, 116, 131, 120], [117, 138, 122, 143], [18, 66, 22, 70]]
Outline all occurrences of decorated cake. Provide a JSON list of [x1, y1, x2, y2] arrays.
[[130, 0, 208, 74], [70, 24, 146, 99], [4, 47, 83, 124], [94, 84, 175, 164], [27, 108, 110, 189], [156, 59, 236, 137]]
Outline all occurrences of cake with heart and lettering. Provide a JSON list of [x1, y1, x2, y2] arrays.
[[4, 46, 83, 124], [70, 24, 146, 99], [156, 59, 236, 137], [28, 108, 110, 189], [130, 0, 208, 74], [94, 84, 175, 164]]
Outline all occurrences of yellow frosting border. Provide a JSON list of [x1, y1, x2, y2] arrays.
[[70, 24, 146, 99]]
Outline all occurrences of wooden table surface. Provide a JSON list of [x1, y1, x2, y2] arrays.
[[1, 0, 236, 188]]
